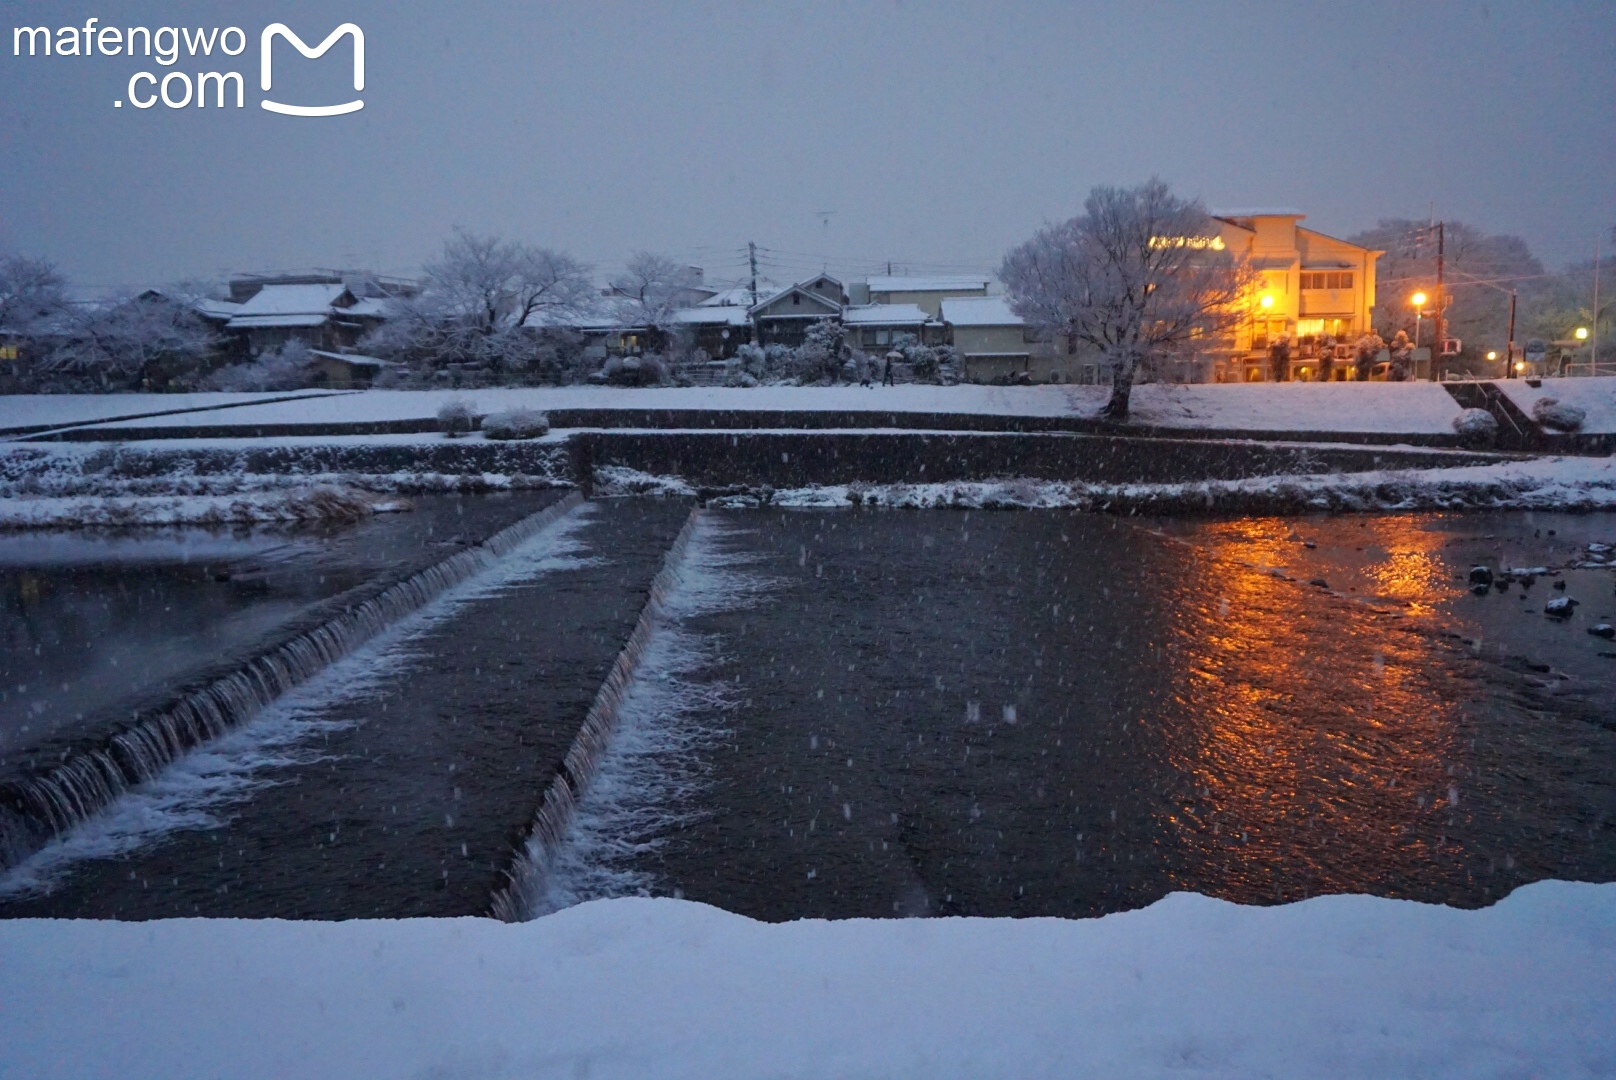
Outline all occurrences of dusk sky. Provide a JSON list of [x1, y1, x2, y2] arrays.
[[2, 0, 1612, 292]]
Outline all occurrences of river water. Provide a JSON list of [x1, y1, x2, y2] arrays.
[[564, 507, 1616, 921], [2, 504, 1612, 920]]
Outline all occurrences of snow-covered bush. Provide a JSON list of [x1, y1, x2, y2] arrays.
[[603, 353, 667, 387], [202, 340, 315, 392], [437, 398, 478, 437], [736, 343, 768, 379], [1531, 396, 1586, 432], [1453, 408, 1499, 444], [481, 408, 549, 440]]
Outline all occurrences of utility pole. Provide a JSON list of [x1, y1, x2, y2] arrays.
[[1506, 289, 1518, 378], [748, 242, 759, 308], [1432, 221, 1445, 381], [1592, 231, 1601, 372]]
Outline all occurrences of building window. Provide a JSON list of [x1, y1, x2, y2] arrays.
[[1301, 271, 1353, 290], [1250, 317, 1287, 350], [0, 346, 17, 361]]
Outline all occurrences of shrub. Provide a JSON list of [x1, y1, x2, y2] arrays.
[[1452, 408, 1498, 445], [1531, 396, 1586, 432], [481, 408, 550, 440], [437, 398, 478, 437]]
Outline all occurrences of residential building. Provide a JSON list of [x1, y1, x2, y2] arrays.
[[859, 275, 991, 318], [1208, 210, 1382, 382], [841, 303, 941, 351], [941, 296, 1073, 383], [223, 271, 418, 356]]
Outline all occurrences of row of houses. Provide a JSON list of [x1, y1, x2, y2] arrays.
[[7, 209, 1382, 388], [576, 210, 1383, 384]]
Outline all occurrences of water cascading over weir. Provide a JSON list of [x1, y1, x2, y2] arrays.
[[0, 492, 585, 873]]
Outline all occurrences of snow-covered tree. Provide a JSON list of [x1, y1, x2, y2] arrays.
[[610, 253, 689, 336], [1000, 179, 1255, 419], [39, 292, 220, 390], [0, 254, 67, 332], [368, 231, 592, 375], [797, 317, 847, 383], [1350, 219, 1544, 373], [201, 339, 315, 392]]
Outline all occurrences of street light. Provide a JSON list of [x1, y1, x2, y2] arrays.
[[1411, 292, 1428, 350], [1575, 326, 1590, 341]]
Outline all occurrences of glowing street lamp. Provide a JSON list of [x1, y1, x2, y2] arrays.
[[1486, 351, 1498, 362], [1410, 291, 1429, 349], [1575, 326, 1590, 341], [1259, 294, 1275, 310]]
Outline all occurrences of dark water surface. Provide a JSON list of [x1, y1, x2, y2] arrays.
[[0, 492, 561, 760], [631, 508, 1616, 920], [2, 504, 1611, 922]]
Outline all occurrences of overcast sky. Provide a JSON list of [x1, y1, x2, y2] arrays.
[[2, 0, 1612, 292]]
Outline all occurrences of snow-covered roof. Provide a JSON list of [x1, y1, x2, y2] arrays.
[[841, 303, 932, 326], [192, 298, 242, 320], [867, 275, 990, 293], [750, 283, 842, 316], [672, 306, 752, 327], [339, 297, 391, 318], [698, 282, 781, 308], [940, 296, 1023, 327], [233, 283, 349, 317], [1212, 208, 1307, 219], [227, 313, 331, 329]]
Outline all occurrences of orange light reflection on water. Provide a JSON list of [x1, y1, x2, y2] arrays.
[[1151, 517, 1474, 904]]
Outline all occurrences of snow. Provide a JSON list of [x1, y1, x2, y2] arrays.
[[939, 295, 1022, 326], [230, 283, 349, 317], [1106, 381, 1465, 434], [0, 390, 347, 434], [10, 382, 1473, 435], [669, 306, 751, 326], [866, 274, 991, 292], [0, 881, 1610, 1079], [1494, 376, 1616, 433], [705, 453, 1616, 514], [0, 487, 408, 529], [840, 303, 932, 325]]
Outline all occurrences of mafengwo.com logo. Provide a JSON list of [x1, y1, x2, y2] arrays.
[[10, 19, 364, 115]]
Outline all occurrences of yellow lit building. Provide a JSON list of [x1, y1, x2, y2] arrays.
[[1209, 209, 1382, 382]]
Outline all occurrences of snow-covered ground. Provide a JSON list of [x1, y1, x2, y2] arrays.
[[0, 389, 346, 434], [611, 453, 1616, 514], [1, 381, 1475, 435], [1, 882, 1610, 1079], [1495, 376, 1616, 433], [0, 486, 410, 529]]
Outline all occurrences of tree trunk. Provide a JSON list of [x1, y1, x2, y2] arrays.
[[1100, 349, 1137, 420]]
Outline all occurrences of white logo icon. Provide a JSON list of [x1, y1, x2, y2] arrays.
[[260, 23, 363, 116]]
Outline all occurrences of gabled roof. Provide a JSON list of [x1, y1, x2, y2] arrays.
[[867, 275, 990, 293], [698, 281, 782, 308], [672, 306, 752, 327], [749, 283, 843, 318], [841, 303, 932, 326], [228, 313, 331, 329], [1212, 207, 1307, 219], [233, 283, 350, 317], [940, 296, 1023, 327]]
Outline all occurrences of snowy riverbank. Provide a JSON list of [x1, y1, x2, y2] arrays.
[[616, 452, 1616, 514], [2, 881, 1611, 1079]]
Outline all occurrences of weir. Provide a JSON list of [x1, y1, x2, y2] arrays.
[[0, 490, 584, 872], [491, 507, 702, 922]]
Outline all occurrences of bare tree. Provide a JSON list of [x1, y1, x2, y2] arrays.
[[370, 231, 593, 373], [610, 252, 688, 334], [0, 254, 68, 332], [44, 293, 220, 389], [1000, 179, 1254, 419]]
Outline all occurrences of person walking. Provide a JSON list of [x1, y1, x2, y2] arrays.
[[1354, 331, 1384, 381], [1387, 330, 1414, 382], [858, 351, 872, 387], [882, 349, 898, 386]]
